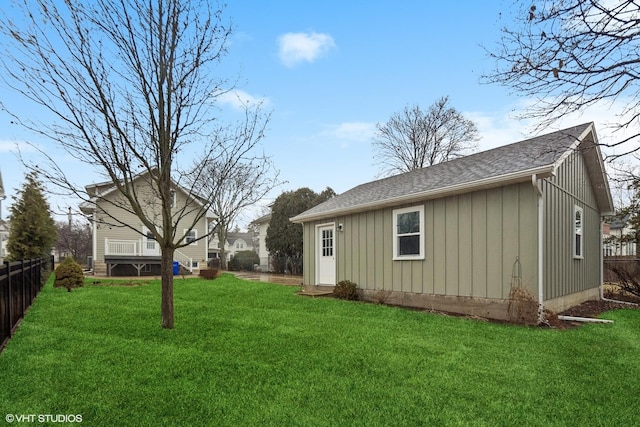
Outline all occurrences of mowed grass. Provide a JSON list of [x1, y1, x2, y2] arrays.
[[0, 274, 639, 426]]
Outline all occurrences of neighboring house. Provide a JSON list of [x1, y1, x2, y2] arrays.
[[0, 220, 8, 264], [250, 213, 271, 271], [209, 231, 257, 262], [291, 123, 613, 320], [603, 214, 636, 256], [80, 170, 215, 276]]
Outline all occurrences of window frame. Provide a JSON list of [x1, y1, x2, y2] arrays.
[[184, 229, 197, 245], [392, 205, 425, 261], [573, 205, 584, 259]]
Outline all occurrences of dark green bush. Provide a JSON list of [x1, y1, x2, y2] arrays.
[[334, 280, 359, 300], [54, 257, 84, 292], [228, 250, 260, 271]]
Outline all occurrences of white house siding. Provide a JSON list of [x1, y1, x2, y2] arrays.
[[303, 181, 539, 300], [257, 221, 270, 270]]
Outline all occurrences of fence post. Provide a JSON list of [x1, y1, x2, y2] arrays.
[[6, 261, 12, 339], [28, 259, 34, 306], [36, 258, 42, 292], [21, 259, 27, 316]]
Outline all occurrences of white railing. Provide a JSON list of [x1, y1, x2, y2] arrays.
[[174, 249, 193, 272], [105, 239, 141, 256], [603, 241, 637, 257], [104, 238, 194, 272]]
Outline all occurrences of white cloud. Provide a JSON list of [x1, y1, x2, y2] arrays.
[[277, 32, 336, 67], [318, 122, 375, 146], [465, 108, 531, 150], [0, 139, 37, 153], [467, 98, 640, 160], [333, 122, 375, 142], [217, 90, 269, 111]]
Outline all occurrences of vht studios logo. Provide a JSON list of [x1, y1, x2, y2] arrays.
[[6, 414, 83, 423]]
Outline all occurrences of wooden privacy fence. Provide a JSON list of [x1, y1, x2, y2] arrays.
[[0, 257, 51, 351]]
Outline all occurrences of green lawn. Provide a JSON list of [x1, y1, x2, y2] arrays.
[[0, 274, 639, 426]]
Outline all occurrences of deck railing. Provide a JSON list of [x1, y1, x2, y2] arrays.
[[105, 239, 141, 256], [104, 239, 193, 272], [174, 249, 193, 272]]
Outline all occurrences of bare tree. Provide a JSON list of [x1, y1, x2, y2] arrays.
[[372, 97, 479, 176], [55, 219, 92, 265], [0, 0, 240, 328], [194, 99, 283, 270], [483, 1, 640, 158]]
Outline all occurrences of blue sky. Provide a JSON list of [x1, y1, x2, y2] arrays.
[[0, 1, 634, 225]]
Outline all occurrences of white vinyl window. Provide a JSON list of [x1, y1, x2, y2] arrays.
[[184, 229, 197, 245], [574, 205, 583, 259], [393, 205, 425, 260]]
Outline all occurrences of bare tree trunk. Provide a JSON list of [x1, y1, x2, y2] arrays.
[[161, 247, 175, 329]]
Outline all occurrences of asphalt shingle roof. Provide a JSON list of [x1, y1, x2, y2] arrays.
[[292, 123, 603, 222]]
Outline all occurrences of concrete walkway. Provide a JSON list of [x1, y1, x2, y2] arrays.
[[229, 271, 304, 286], [87, 271, 306, 287]]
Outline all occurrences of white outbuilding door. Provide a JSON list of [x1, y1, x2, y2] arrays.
[[316, 224, 336, 285]]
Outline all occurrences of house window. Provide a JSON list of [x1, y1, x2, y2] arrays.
[[574, 205, 583, 259], [321, 229, 333, 257], [146, 232, 156, 250], [393, 205, 424, 260], [191, 261, 199, 268], [184, 229, 197, 245], [170, 190, 176, 208]]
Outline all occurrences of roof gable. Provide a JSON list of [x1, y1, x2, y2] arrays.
[[81, 169, 215, 218], [292, 123, 613, 222]]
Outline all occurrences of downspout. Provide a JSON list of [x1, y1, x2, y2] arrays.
[[600, 219, 604, 301], [532, 174, 545, 323]]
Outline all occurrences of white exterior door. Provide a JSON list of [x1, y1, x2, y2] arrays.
[[142, 226, 160, 256], [317, 224, 336, 285]]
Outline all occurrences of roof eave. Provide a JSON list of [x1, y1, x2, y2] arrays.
[[290, 165, 555, 223]]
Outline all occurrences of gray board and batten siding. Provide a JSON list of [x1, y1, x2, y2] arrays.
[[302, 182, 538, 298], [293, 123, 613, 318]]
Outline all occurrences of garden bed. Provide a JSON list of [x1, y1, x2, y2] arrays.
[[198, 269, 218, 280]]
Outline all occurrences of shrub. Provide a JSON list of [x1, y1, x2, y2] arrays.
[[54, 257, 84, 292], [334, 280, 359, 301], [208, 258, 221, 269], [228, 250, 260, 271], [507, 286, 538, 325]]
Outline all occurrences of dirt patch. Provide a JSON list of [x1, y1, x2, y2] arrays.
[[90, 280, 149, 287], [548, 289, 640, 329]]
